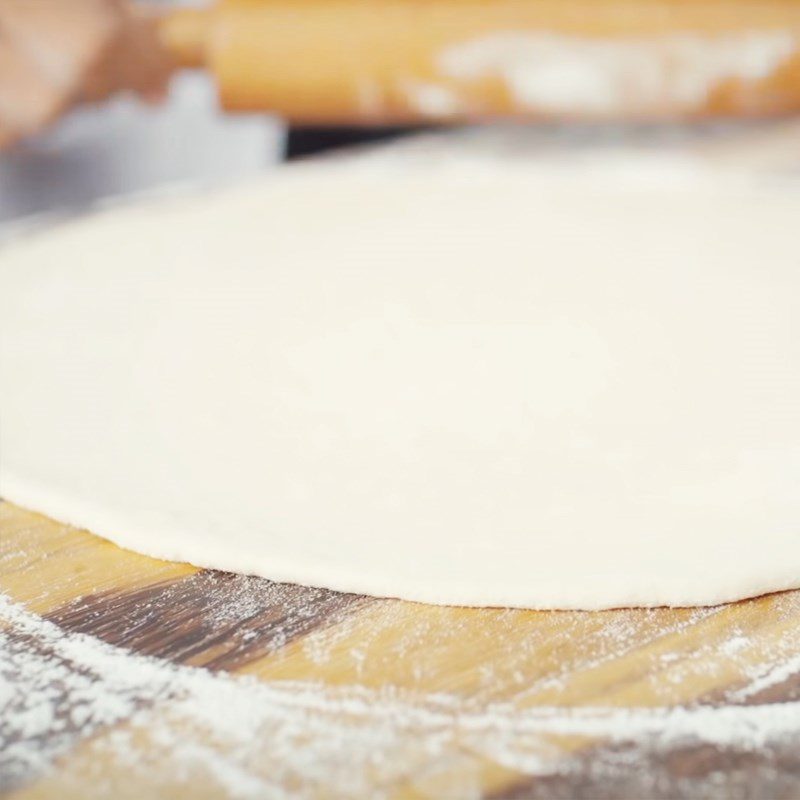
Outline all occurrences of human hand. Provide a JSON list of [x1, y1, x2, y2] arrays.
[[0, 0, 172, 149]]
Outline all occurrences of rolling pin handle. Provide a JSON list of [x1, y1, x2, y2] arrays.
[[159, 7, 210, 69]]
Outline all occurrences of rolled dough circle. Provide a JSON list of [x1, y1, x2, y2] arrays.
[[2, 156, 799, 609]]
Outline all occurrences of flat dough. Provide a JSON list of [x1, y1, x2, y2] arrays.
[[2, 155, 799, 609]]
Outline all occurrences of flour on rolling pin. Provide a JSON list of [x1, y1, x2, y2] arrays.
[[160, 1, 800, 122], [434, 30, 798, 117]]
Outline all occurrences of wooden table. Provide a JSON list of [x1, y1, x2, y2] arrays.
[[2, 499, 800, 799]]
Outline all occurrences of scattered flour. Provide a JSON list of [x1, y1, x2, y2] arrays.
[[3, 593, 800, 798]]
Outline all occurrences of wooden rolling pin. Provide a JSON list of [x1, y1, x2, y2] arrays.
[[158, 0, 800, 124]]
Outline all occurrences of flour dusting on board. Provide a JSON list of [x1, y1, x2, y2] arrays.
[[3, 593, 800, 798], [437, 31, 797, 116]]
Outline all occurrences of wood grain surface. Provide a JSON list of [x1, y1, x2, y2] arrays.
[[2, 498, 800, 799]]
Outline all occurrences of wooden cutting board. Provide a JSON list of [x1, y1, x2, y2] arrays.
[[2, 498, 800, 799]]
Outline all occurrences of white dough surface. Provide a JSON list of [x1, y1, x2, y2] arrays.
[[2, 155, 800, 609]]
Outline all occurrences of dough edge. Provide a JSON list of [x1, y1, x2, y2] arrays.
[[4, 471, 798, 611]]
